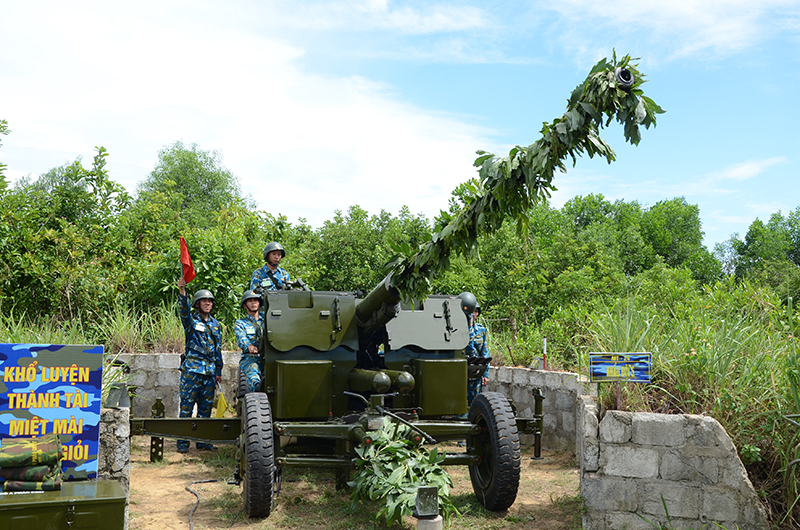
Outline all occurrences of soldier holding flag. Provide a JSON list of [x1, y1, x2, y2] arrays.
[[176, 238, 222, 453]]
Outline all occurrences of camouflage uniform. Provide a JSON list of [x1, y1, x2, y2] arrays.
[[178, 293, 223, 451], [465, 320, 489, 405], [235, 310, 265, 393], [0, 434, 62, 467], [250, 265, 290, 291]]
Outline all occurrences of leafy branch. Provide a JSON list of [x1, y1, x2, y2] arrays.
[[386, 53, 665, 301], [349, 419, 458, 526]]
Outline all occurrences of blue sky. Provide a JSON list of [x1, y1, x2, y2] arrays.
[[2, 1, 799, 249]]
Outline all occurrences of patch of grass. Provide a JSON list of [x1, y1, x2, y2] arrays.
[[550, 493, 584, 530]]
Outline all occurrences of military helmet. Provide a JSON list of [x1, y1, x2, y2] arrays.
[[458, 291, 477, 315], [192, 289, 215, 310], [263, 241, 286, 262], [240, 289, 262, 309]]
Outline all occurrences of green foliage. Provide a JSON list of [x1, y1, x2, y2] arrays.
[[303, 206, 430, 292], [0, 119, 9, 192], [386, 53, 664, 303], [136, 141, 243, 226], [0, 148, 131, 320], [349, 419, 458, 526]]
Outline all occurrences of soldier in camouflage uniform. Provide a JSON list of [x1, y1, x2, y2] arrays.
[[177, 277, 223, 453], [460, 292, 490, 406], [235, 289, 264, 393], [250, 241, 291, 291]]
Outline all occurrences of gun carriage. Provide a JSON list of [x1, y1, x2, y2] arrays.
[[132, 275, 544, 518]]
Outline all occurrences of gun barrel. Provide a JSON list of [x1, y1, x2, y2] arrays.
[[355, 274, 401, 337]]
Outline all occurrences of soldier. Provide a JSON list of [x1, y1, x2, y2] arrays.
[[460, 292, 490, 406], [235, 289, 264, 393], [250, 241, 291, 291], [177, 277, 223, 453]]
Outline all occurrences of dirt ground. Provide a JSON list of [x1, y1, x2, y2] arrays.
[[128, 435, 581, 530]]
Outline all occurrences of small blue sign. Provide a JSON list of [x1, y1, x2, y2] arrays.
[[589, 352, 651, 383]]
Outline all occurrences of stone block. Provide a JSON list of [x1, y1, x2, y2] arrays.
[[632, 413, 686, 446], [640, 483, 700, 519], [605, 512, 653, 530], [544, 371, 565, 389], [601, 445, 658, 478], [555, 390, 574, 411], [156, 370, 180, 388], [511, 367, 529, 385], [132, 353, 157, 370], [582, 440, 599, 472], [582, 475, 639, 511], [129, 371, 148, 387], [701, 487, 739, 523], [660, 450, 718, 483], [496, 366, 512, 383], [528, 370, 546, 387], [511, 385, 530, 406], [599, 411, 631, 443], [560, 411, 575, 433], [559, 372, 581, 393], [685, 415, 719, 447], [158, 353, 181, 369]]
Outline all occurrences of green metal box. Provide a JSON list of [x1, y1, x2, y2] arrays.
[[275, 360, 332, 419], [0, 479, 126, 529], [412, 358, 467, 417]]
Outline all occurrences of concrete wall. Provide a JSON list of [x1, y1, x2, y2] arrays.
[[487, 365, 595, 453], [580, 408, 769, 530]]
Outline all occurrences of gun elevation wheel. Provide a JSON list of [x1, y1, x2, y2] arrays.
[[467, 391, 520, 511], [242, 392, 275, 518]]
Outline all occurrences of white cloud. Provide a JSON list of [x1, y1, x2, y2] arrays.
[[254, 0, 489, 34], [0, 1, 497, 227], [537, 0, 800, 60]]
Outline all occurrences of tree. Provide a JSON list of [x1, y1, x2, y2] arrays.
[[136, 141, 243, 225], [731, 213, 792, 279], [0, 148, 130, 319], [639, 197, 721, 284]]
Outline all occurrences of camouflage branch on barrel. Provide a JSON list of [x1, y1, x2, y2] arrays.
[[386, 53, 665, 302]]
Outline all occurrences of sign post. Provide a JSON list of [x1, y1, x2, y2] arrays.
[[589, 352, 651, 410]]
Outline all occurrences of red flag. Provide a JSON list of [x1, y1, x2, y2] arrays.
[[179, 237, 196, 283]]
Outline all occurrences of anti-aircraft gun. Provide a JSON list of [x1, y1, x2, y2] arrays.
[[232, 275, 538, 518]]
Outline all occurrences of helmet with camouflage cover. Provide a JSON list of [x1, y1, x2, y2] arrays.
[[263, 242, 286, 264], [241, 289, 262, 309], [192, 289, 215, 310], [458, 291, 477, 315]]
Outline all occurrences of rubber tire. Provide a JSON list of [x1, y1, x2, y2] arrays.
[[242, 392, 275, 518], [467, 391, 521, 511], [236, 368, 249, 416]]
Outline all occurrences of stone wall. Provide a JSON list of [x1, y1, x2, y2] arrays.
[[120, 355, 588, 453], [487, 366, 595, 453], [118, 352, 241, 419], [580, 408, 769, 530], [98, 407, 131, 493]]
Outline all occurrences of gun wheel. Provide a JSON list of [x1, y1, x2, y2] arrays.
[[467, 391, 520, 511], [236, 368, 249, 416], [242, 392, 275, 518]]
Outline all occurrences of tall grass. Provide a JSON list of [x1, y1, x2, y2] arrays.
[[577, 279, 798, 526]]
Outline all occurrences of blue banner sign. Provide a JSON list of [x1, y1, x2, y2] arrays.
[[589, 352, 651, 383], [0, 344, 103, 480]]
